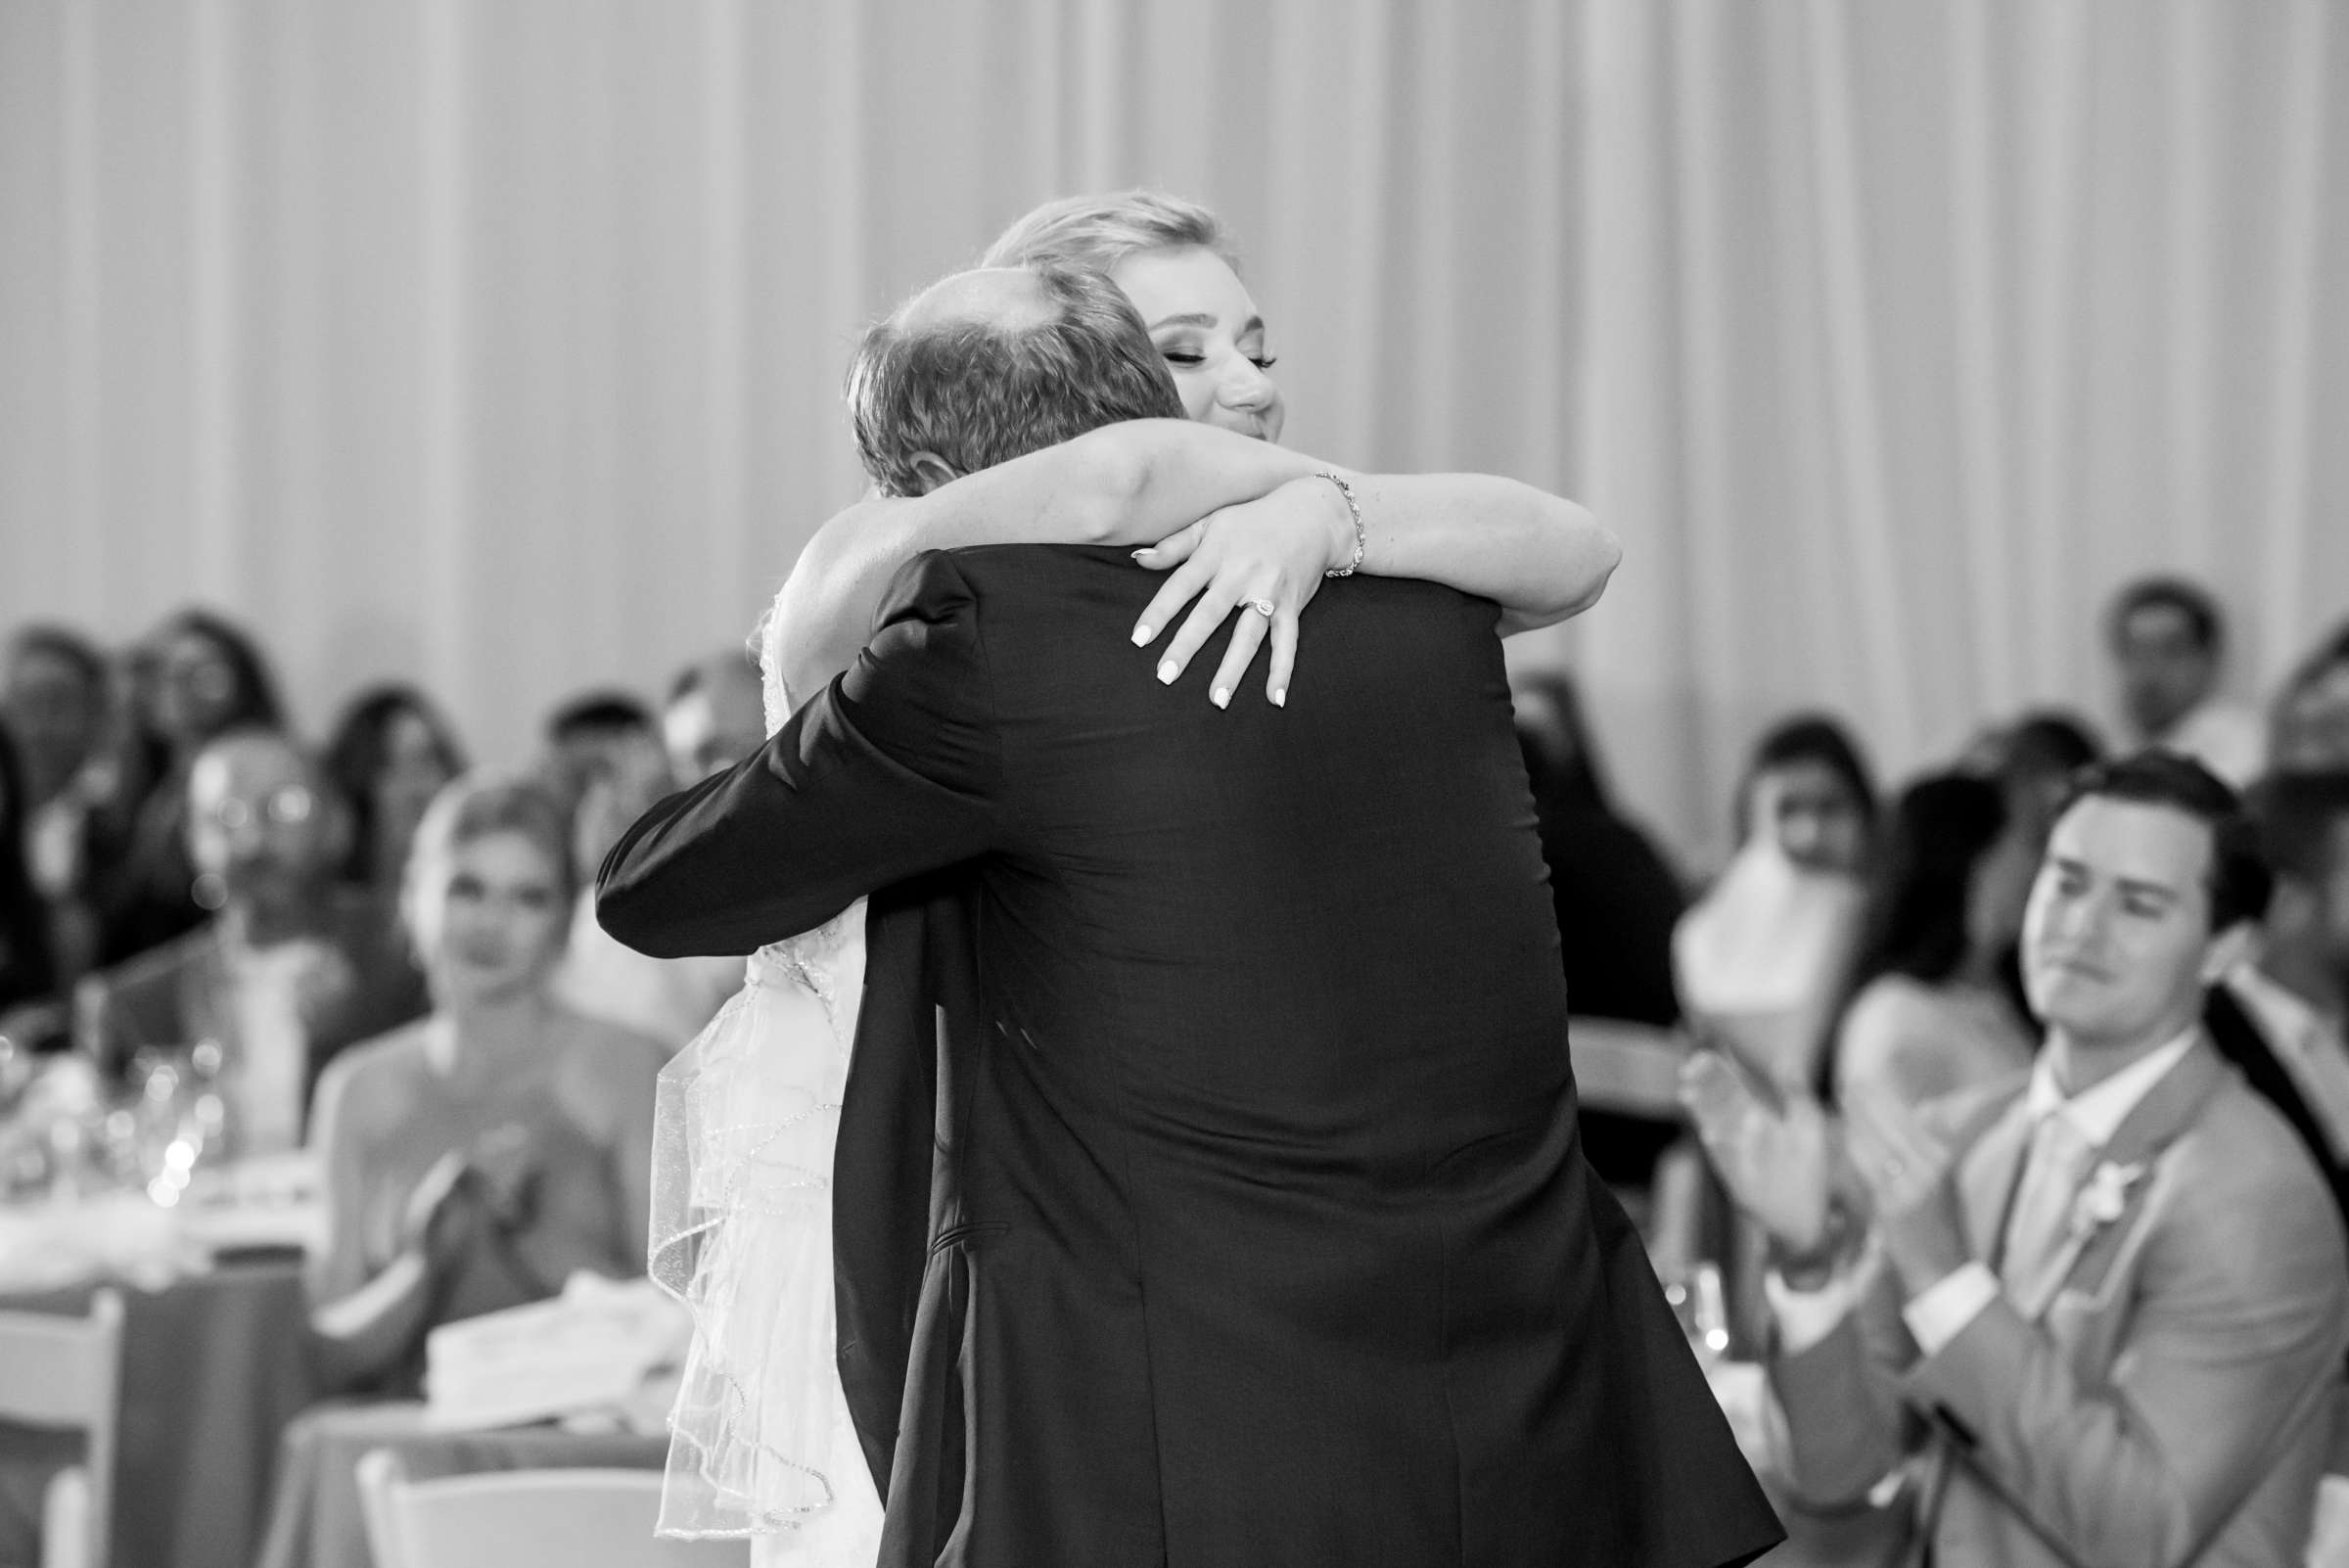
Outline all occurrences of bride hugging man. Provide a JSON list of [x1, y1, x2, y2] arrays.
[[599, 192, 1779, 1568]]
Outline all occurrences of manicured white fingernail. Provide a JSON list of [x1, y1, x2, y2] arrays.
[[1212, 686, 1230, 709], [1157, 661, 1178, 684], [1130, 549, 1150, 562], [1132, 623, 1153, 645], [1270, 687, 1286, 708]]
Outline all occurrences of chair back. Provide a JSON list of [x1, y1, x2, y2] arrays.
[[0, 1288, 124, 1568], [1568, 1018, 1690, 1119], [356, 1450, 748, 1568]]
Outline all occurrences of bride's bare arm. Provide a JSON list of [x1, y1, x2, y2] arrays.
[[1131, 472, 1621, 705], [1342, 474, 1621, 633], [775, 420, 1315, 703]]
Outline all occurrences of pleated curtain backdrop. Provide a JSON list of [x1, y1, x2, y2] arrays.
[[3, 0, 2345, 863]]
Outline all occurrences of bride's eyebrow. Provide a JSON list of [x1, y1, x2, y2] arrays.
[[1147, 311, 1217, 331]]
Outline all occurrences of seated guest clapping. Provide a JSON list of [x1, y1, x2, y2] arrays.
[[305, 774, 660, 1394], [74, 728, 427, 1152], [1685, 752, 2349, 1568], [1675, 714, 1876, 1093]]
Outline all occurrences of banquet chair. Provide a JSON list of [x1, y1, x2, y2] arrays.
[[1566, 1018, 1690, 1120], [355, 1450, 748, 1568], [0, 1288, 124, 1568]]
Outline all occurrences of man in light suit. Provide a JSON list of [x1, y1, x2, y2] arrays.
[[1687, 751, 2349, 1567]]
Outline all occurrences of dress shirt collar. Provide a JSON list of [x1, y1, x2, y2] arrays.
[[2024, 1026, 2200, 1149]]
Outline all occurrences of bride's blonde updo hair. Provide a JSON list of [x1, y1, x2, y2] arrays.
[[981, 189, 1243, 279]]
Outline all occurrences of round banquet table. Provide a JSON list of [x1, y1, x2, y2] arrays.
[[0, 1253, 317, 1568], [253, 1404, 669, 1568]]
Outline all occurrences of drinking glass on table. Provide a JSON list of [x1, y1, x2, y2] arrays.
[[1662, 1259, 1731, 1368], [129, 1043, 228, 1206]]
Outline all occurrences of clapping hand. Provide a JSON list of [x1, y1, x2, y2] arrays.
[[1843, 1088, 1968, 1292], [1679, 1050, 1837, 1255], [1128, 477, 1354, 710], [465, 1123, 540, 1228], [401, 1148, 478, 1267]]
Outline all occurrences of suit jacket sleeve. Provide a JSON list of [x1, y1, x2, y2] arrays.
[[597, 551, 1006, 957], [1767, 1242, 1925, 1507], [1899, 1165, 2349, 1566]]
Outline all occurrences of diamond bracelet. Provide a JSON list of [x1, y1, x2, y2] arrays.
[[1315, 470, 1364, 578]]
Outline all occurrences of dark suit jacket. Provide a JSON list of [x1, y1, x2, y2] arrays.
[[74, 891, 429, 1120], [2203, 981, 2349, 1239], [600, 545, 1780, 1568]]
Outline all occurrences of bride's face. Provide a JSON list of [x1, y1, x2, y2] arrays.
[[1111, 246, 1286, 443]]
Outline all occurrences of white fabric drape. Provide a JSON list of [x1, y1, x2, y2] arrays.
[[4, 0, 2345, 860], [1582, 0, 2349, 853]]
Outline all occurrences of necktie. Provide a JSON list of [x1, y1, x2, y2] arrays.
[[2000, 1112, 2096, 1316]]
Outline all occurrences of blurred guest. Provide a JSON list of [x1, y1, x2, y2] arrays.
[[540, 689, 657, 823], [550, 665, 749, 1047], [1513, 670, 1685, 1025], [1687, 752, 2347, 1568], [2206, 771, 2349, 1231], [3, 625, 123, 986], [2, 625, 107, 811], [1960, 709, 2107, 1029], [1513, 670, 1688, 1192], [303, 774, 660, 1394], [0, 728, 57, 1020], [1821, 773, 2035, 1109], [660, 651, 765, 786], [1971, 709, 2103, 855], [105, 608, 287, 962], [2274, 620, 2349, 772], [2107, 575, 2264, 785], [1674, 713, 1875, 1092], [322, 684, 467, 895], [74, 728, 426, 1154]]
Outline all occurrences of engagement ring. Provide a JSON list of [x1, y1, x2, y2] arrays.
[[1248, 599, 1276, 619]]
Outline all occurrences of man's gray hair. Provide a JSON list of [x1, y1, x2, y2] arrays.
[[847, 262, 1184, 496]]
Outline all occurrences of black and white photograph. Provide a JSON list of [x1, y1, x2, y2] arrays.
[[4, 3, 2349, 1566]]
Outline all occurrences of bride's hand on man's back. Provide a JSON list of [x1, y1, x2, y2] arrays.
[[1128, 477, 1354, 711]]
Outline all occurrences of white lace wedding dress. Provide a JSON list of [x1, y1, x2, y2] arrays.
[[645, 608, 886, 1566]]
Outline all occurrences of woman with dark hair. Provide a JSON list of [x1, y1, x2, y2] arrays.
[[1735, 713, 1878, 875], [1819, 772, 2035, 1109], [102, 608, 288, 962], [4, 624, 117, 989], [1513, 672, 1686, 1022], [322, 685, 468, 894], [2273, 618, 2349, 771], [150, 608, 284, 750], [1514, 671, 1689, 1196], [1674, 712, 1876, 1093], [0, 727, 59, 1016]]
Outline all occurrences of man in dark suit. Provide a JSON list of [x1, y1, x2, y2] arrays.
[[600, 261, 1779, 1568]]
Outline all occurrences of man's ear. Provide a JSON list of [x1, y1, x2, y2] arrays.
[[907, 452, 959, 495], [2200, 919, 2259, 986]]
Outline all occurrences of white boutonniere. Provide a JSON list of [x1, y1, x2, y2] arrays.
[[2066, 1161, 2147, 1241]]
